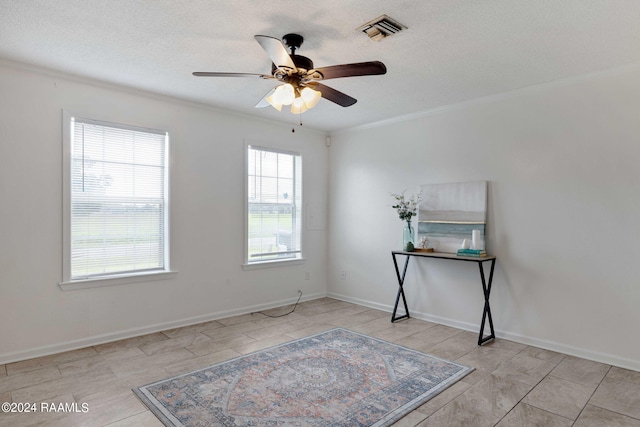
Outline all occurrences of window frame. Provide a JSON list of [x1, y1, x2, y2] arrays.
[[60, 110, 175, 290], [243, 141, 305, 269]]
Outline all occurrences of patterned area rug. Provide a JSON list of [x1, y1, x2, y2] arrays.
[[133, 328, 473, 426]]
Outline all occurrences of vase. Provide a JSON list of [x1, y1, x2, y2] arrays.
[[472, 229, 482, 250], [403, 221, 415, 251]]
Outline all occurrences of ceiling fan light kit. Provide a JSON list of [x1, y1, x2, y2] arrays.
[[193, 33, 387, 115], [264, 84, 321, 113]]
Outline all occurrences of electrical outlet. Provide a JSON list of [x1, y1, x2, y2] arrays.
[[340, 271, 346, 280], [305, 272, 310, 280]]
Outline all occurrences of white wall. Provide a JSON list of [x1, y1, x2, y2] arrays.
[[0, 61, 329, 363], [327, 65, 640, 370], [3, 58, 639, 371]]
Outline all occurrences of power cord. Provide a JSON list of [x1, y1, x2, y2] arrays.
[[256, 290, 303, 318]]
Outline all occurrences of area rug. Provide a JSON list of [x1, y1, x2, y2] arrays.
[[133, 328, 473, 426]]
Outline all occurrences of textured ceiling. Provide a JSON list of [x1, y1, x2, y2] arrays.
[[2, 0, 640, 132]]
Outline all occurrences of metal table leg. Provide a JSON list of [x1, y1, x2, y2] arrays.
[[391, 253, 411, 322], [477, 258, 496, 345]]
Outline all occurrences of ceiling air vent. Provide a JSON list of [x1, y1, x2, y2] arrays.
[[357, 15, 407, 41]]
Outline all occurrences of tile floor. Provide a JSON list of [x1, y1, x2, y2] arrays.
[[1, 298, 639, 426]]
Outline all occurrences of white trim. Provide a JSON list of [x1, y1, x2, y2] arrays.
[[163, 126, 172, 273], [62, 110, 73, 283], [71, 116, 167, 136], [242, 258, 306, 270], [327, 291, 640, 372], [243, 140, 250, 265], [59, 270, 177, 291], [0, 292, 326, 365]]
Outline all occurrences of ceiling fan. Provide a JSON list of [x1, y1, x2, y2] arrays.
[[193, 33, 387, 114]]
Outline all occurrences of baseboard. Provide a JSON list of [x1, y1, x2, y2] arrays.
[[327, 291, 484, 336], [0, 292, 327, 365], [327, 292, 640, 372], [493, 330, 640, 373]]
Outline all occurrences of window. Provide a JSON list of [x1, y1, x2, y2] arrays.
[[246, 145, 302, 264], [62, 114, 170, 287]]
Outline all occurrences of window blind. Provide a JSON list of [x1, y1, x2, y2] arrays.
[[247, 146, 302, 263], [70, 118, 168, 279]]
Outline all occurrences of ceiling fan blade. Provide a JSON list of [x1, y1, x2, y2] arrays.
[[255, 87, 277, 108], [254, 35, 297, 71], [313, 83, 357, 107], [192, 72, 274, 79], [313, 61, 387, 80]]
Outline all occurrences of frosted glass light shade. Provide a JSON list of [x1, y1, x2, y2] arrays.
[[272, 84, 295, 105], [290, 97, 308, 114], [300, 87, 321, 109]]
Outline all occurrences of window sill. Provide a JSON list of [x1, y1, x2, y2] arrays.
[[242, 258, 306, 271], [59, 270, 178, 291]]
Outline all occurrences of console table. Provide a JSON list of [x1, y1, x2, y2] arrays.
[[391, 250, 497, 345]]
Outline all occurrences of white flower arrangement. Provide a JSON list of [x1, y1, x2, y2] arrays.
[[391, 191, 422, 222]]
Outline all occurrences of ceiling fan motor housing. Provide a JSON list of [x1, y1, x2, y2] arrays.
[[272, 54, 314, 74], [271, 33, 315, 73]]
